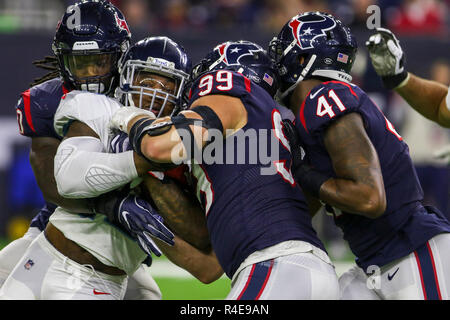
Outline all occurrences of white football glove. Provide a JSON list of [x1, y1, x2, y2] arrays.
[[366, 27, 409, 89], [110, 106, 156, 133]]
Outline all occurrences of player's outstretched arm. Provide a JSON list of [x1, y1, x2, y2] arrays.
[[154, 235, 223, 284], [366, 27, 450, 128], [320, 113, 386, 218], [394, 74, 450, 128], [110, 95, 246, 165]]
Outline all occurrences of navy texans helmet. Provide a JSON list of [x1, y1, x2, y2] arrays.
[[117, 36, 192, 117], [191, 40, 279, 98], [52, 0, 131, 95], [269, 12, 357, 99]]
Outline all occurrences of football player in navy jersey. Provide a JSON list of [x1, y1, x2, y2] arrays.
[[270, 11, 450, 299], [109, 40, 340, 300], [0, 0, 174, 300]]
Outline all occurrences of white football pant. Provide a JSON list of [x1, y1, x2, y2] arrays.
[[339, 233, 450, 300], [227, 250, 339, 300], [0, 231, 128, 300], [0, 226, 161, 300]]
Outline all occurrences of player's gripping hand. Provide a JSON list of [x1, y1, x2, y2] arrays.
[[116, 195, 174, 256], [366, 27, 409, 89], [110, 106, 155, 132], [110, 131, 132, 153], [282, 119, 330, 198], [91, 191, 175, 257]]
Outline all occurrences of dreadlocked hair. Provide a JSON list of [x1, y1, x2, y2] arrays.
[[30, 55, 61, 87]]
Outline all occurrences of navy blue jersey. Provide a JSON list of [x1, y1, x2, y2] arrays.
[[15, 78, 68, 139], [188, 70, 325, 278], [15, 78, 69, 231], [295, 80, 450, 270]]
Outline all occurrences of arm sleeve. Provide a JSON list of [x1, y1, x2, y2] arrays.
[[54, 135, 138, 198]]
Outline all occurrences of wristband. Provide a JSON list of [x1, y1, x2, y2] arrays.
[[129, 117, 156, 159], [87, 189, 125, 222], [382, 70, 408, 90]]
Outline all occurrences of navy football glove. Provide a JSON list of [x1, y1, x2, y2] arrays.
[[91, 191, 174, 257], [117, 195, 174, 256], [282, 119, 330, 198], [110, 131, 132, 153]]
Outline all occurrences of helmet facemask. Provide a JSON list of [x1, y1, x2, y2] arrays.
[[61, 51, 120, 94], [51, 0, 131, 95], [118, 58, 188, 117]]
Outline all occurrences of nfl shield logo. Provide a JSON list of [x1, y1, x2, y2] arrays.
[[24, 259, 34, 270]]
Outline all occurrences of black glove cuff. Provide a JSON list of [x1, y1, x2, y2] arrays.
[[129, 117, 156, 159], [293, 164, 330, 198], [381, 70, 408, 90], [87, 190, 125, 223], [142, 256, 153, 267]]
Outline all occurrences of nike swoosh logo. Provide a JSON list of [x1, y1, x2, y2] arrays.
[[387, 267, 400, 281], [122, 211, 132, 229], [309, 87, 324, 99], [93, 289, 111, 295]]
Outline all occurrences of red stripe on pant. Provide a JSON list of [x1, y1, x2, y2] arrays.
[[237, 259, 274, 300]]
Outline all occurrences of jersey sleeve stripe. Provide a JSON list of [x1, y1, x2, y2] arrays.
[[298, 98, 309, 133], [323, 80, 358, 99], [62, 85, 69, 94], [22, 89, 36, 133], [244, 76, 251, 92]]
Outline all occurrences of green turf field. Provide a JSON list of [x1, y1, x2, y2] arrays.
[[0, 238, 8, 251], [155, 277, 231, 300]]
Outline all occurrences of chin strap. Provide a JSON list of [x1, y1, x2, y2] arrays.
[[280, 54, 317, 99]]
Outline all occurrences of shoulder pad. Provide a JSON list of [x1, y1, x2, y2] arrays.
[[298, 81, 362, 135], [54, 91, 122, 141], [15, 78, 66, 138]]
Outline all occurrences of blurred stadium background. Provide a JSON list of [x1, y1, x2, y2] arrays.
[[0, 0, 448, 299]]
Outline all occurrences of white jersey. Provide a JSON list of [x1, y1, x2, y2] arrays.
[[52, 91, 146, 275]]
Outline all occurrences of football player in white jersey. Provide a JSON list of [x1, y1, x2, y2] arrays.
[[0, 0, 165, 300], [0, 36, 223, 300]]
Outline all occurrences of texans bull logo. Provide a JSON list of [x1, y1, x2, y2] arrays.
[[115, 12, 131, 36], [216, 42, 262, 66], [288, 13, 336, 50]]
